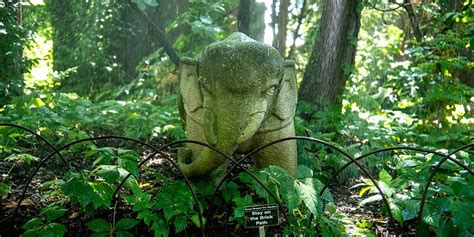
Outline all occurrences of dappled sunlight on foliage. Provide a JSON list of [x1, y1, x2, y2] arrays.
[[0, 0, 473, 236]]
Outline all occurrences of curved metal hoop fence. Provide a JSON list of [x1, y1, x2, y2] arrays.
[[0, 124, 472, 236]]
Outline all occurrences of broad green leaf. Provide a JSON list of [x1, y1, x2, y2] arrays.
[[221, 181, 239, 202], [86, 219, 110, 233], [115, 231, 134, 237], [173, 215, 187, 233], [96, 165, 120, 184], [41, 206, 68, 222], [43, 223, 67, 237], [191, 215, 206, 228], [23, 218, 43, 230], [151, 219, 169, 237], [297, 165, 313, 179], [402, 200, 419, 221], [115, 218, 139, 231], [295, 178, 320, 217], [23, 229, 40, 237], [379, 169, 392, 185], [90, 182, 113, 208], [390, 203, 403, 224]]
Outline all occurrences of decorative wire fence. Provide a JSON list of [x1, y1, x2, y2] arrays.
[[0, 123, 472, 236]]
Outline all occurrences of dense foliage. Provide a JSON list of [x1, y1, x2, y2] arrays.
[[0, 0, 472, 236]]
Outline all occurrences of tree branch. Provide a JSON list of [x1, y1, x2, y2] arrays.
[[134, 7, 181, 67], [287, 0, 307, 59], [402, 0, 423, 42]]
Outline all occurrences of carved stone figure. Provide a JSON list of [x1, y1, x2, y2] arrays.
[[177, 32, 297, 177]]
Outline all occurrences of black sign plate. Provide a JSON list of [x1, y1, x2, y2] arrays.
[[243, 204, 279, 228]]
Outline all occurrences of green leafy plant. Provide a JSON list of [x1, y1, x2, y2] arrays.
[[86, 218, 138, 237], [23, 206, 68, 237]]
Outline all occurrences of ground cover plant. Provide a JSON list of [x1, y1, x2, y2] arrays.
[[1, 0, 473, 236]]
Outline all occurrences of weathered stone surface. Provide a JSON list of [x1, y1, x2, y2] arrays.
[[177, 32, 297, 178]]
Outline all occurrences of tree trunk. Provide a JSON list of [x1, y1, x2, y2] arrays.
[[298, 0, 362, 113], [403, 0, 423, 42], [273, 0, 289, 56], [238, 0, 252, 35]]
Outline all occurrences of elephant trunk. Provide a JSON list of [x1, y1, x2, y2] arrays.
[[178, 109, 266, 178]]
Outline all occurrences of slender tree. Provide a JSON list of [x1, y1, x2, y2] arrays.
[[273, 0, 289, 56], [238, 0, 252, 35], [299, 0, 362, 115]]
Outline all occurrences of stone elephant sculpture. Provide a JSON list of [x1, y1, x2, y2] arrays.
[[177, 32, 297, 177]]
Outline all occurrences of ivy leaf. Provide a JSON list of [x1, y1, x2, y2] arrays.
[[86, 219, 110, 233], [115, 218, 139, 231]]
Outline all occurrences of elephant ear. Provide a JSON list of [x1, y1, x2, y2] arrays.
[[179, 57, 204, 125], [259, 60, 297, 132]]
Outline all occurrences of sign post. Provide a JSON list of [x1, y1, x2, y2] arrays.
[[243, 204, 279, 237]]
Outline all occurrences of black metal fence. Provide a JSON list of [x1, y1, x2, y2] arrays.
[[0, 123, 472, 236]]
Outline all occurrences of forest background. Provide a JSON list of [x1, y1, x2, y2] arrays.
[[0, 0, 473, 236]]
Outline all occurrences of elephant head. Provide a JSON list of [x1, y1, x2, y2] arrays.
[[177, 32, 297, 177]]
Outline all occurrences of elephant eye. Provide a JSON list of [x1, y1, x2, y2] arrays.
[[265, 86, 277, 96]]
